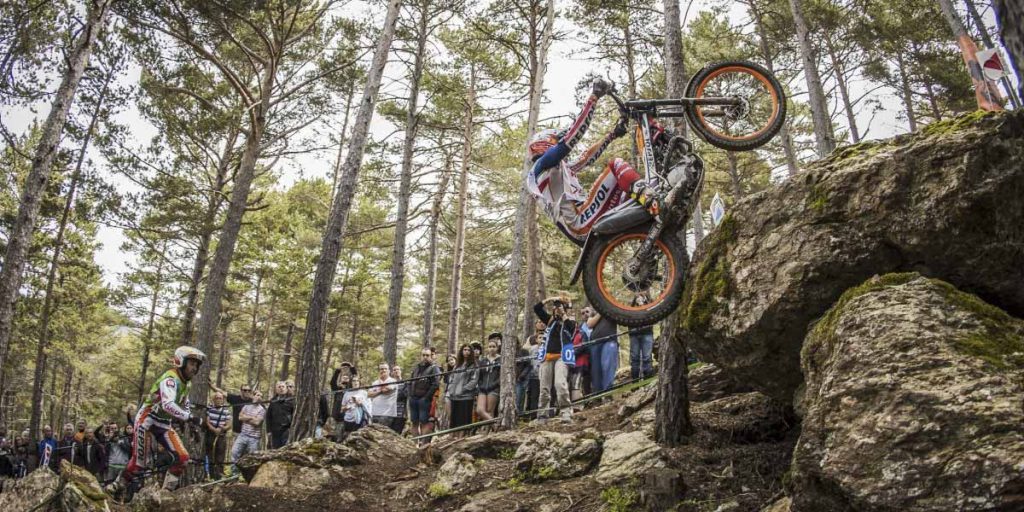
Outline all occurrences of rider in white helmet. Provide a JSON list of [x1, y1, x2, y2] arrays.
[[115, 346, 206, 493], [526, 78, 662, 246]]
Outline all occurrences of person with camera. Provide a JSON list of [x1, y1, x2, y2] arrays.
[[533, 296, 577, 422]]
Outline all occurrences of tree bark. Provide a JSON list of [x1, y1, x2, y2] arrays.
[[383, 0, 430, 366], [789, 0, 836, 157], [292, 0, 403, 442], [422, 158, 452, 349], [349, 283, 365, 365], [499, 0, 555, 430], [895, 52, 918, 132], [824, 34, 859, 143], [521, 200, 540, 342], [215, 316, 231, 388], [725, 151, 742, 199], [994, 0, 1023, 97], [137, 248, 165, 405], [749, 4, 799, 175], [663, 0, 688, 137], [245, 270, 263, 384], [446, 64, 476, 356], [255, 293, 276, 390], [0, 0, 111, 406], [280, 321, 294, 381], [191, 61, 277, 410], [181, 127, 238, 345], [29, 65, 113, 437], [655, 312, 693, 444]]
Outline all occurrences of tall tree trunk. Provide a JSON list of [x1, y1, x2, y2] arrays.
[[331, 83, 356, 202], [182, 128, 238, 345], [191, 63, 277, 410], [29, 66, 113, 437], [663, 0, 688, 137], [655, 314, 694, 444], [725, 151, 742, 199], [216, 316, 231, 388], [895, 52, 918, 132], [422, 159, 452, 349], [280, 321, 294, 381], [137, 249, 165, 405], [255, 293, 276, 389], [500, 0, 555, 430], [750, 6, 799, 175], [824, 35, 860, 143], [925, 81, 943, 121], [0, 0, 112, 405], [446, 64, 477, 356], [936, 0, 1002, 111], [293, 0, 403, 443], [48, 361, 58, 429], [245, 271, 264, 384], [789, 0, 836, 157], [349, 283, 365, 365], [656, 0, 695, 445], [521, 201, 540, 342], [383, 1, 430, 366]]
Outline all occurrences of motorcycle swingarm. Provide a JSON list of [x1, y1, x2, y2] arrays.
[[569, 233, 598, 286]]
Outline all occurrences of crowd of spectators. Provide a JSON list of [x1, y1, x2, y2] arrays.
[[0, 294, 657, 492]]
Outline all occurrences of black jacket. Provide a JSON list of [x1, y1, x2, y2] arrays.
[[265, 396, 295, 434], [410, 362, 440, 399], [226, 394, 252, 434], [476, 357, 501, 393], [534, 302, 577, 356]]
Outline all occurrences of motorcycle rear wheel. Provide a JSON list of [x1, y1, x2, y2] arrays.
[[582, 225, 688, 328]]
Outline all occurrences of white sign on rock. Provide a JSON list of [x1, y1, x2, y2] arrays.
[[710, 193, 726, 227]]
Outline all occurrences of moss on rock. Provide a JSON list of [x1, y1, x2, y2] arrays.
[[682, 214, 738, 332], [920, 109, 999, 137]]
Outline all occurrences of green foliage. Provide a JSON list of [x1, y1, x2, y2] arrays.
[[601, 483, 640, 512]]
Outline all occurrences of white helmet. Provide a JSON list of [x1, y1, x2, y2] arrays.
[[173, 346, 206, 369], [528, 128, 561, 162]]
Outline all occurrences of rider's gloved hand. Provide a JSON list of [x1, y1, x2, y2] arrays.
[[613, 118, 628, 138], [592, 78, 611, 98], [187, 414, 204, 428]]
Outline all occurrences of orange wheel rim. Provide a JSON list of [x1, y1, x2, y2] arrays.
[[695, 66, 780, 142], [595, 233, 676, 312]]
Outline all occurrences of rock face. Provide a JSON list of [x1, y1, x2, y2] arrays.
[[236, 425, 416, 482], [791, 275, 1024, 511], [678, 111, 1024, 401], [514, 429, 603, 482], [248, 460, 338, 491], [689, 363, 753, 402], [432, 452, 478, 495], [594, 430, 666, 485], [0, 467, 60, 511]]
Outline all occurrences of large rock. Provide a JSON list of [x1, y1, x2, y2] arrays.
[[679, 111, 1024, 401], [595, 430, 666, 484], [446, 430, 529, 460], [236, 425, 416, 481], [689, 363, 753, 402], [617, 382, 657, 418], [0, 467, 61, 511], [431, 452, 478, 496], [248, 460, 338, 492], [791, 275, 1024, 511], [514, 429, 603, 482]]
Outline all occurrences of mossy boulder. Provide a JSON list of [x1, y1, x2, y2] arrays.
[[513, 429, 603, 482], [791, 275, 1024, 511], [679, 110, 1024, 401]]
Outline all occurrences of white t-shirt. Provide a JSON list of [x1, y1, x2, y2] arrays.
[[370, 377, 397, 418]]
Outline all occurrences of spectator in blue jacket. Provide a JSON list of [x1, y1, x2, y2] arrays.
[[38, 424, 58, 470]]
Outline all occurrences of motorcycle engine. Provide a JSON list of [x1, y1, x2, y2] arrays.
[[667, 155, 698, 188]]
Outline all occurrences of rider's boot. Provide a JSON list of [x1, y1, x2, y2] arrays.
[[629, 181, 661, 216]]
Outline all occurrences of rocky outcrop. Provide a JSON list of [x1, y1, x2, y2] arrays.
[[617, 381, 657, 418], [689, 363, 753, 402], [431, 452, 478, 495], [0, 467, 61, 511], [595, 430, 666, 484], [248, 460, 340, 491], [0, 462, 116, 512], [678, 111, 1024, 401], [235, 425, 416, 482], [514, 429, 603, 482], [790, 275, 1024, 511]]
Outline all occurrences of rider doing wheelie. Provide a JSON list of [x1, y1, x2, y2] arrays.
[[526, 78, 666, 246], [112, 346, 206, 494]]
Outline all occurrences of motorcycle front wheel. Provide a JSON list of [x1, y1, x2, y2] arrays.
[[582, 225, 688, 328]]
